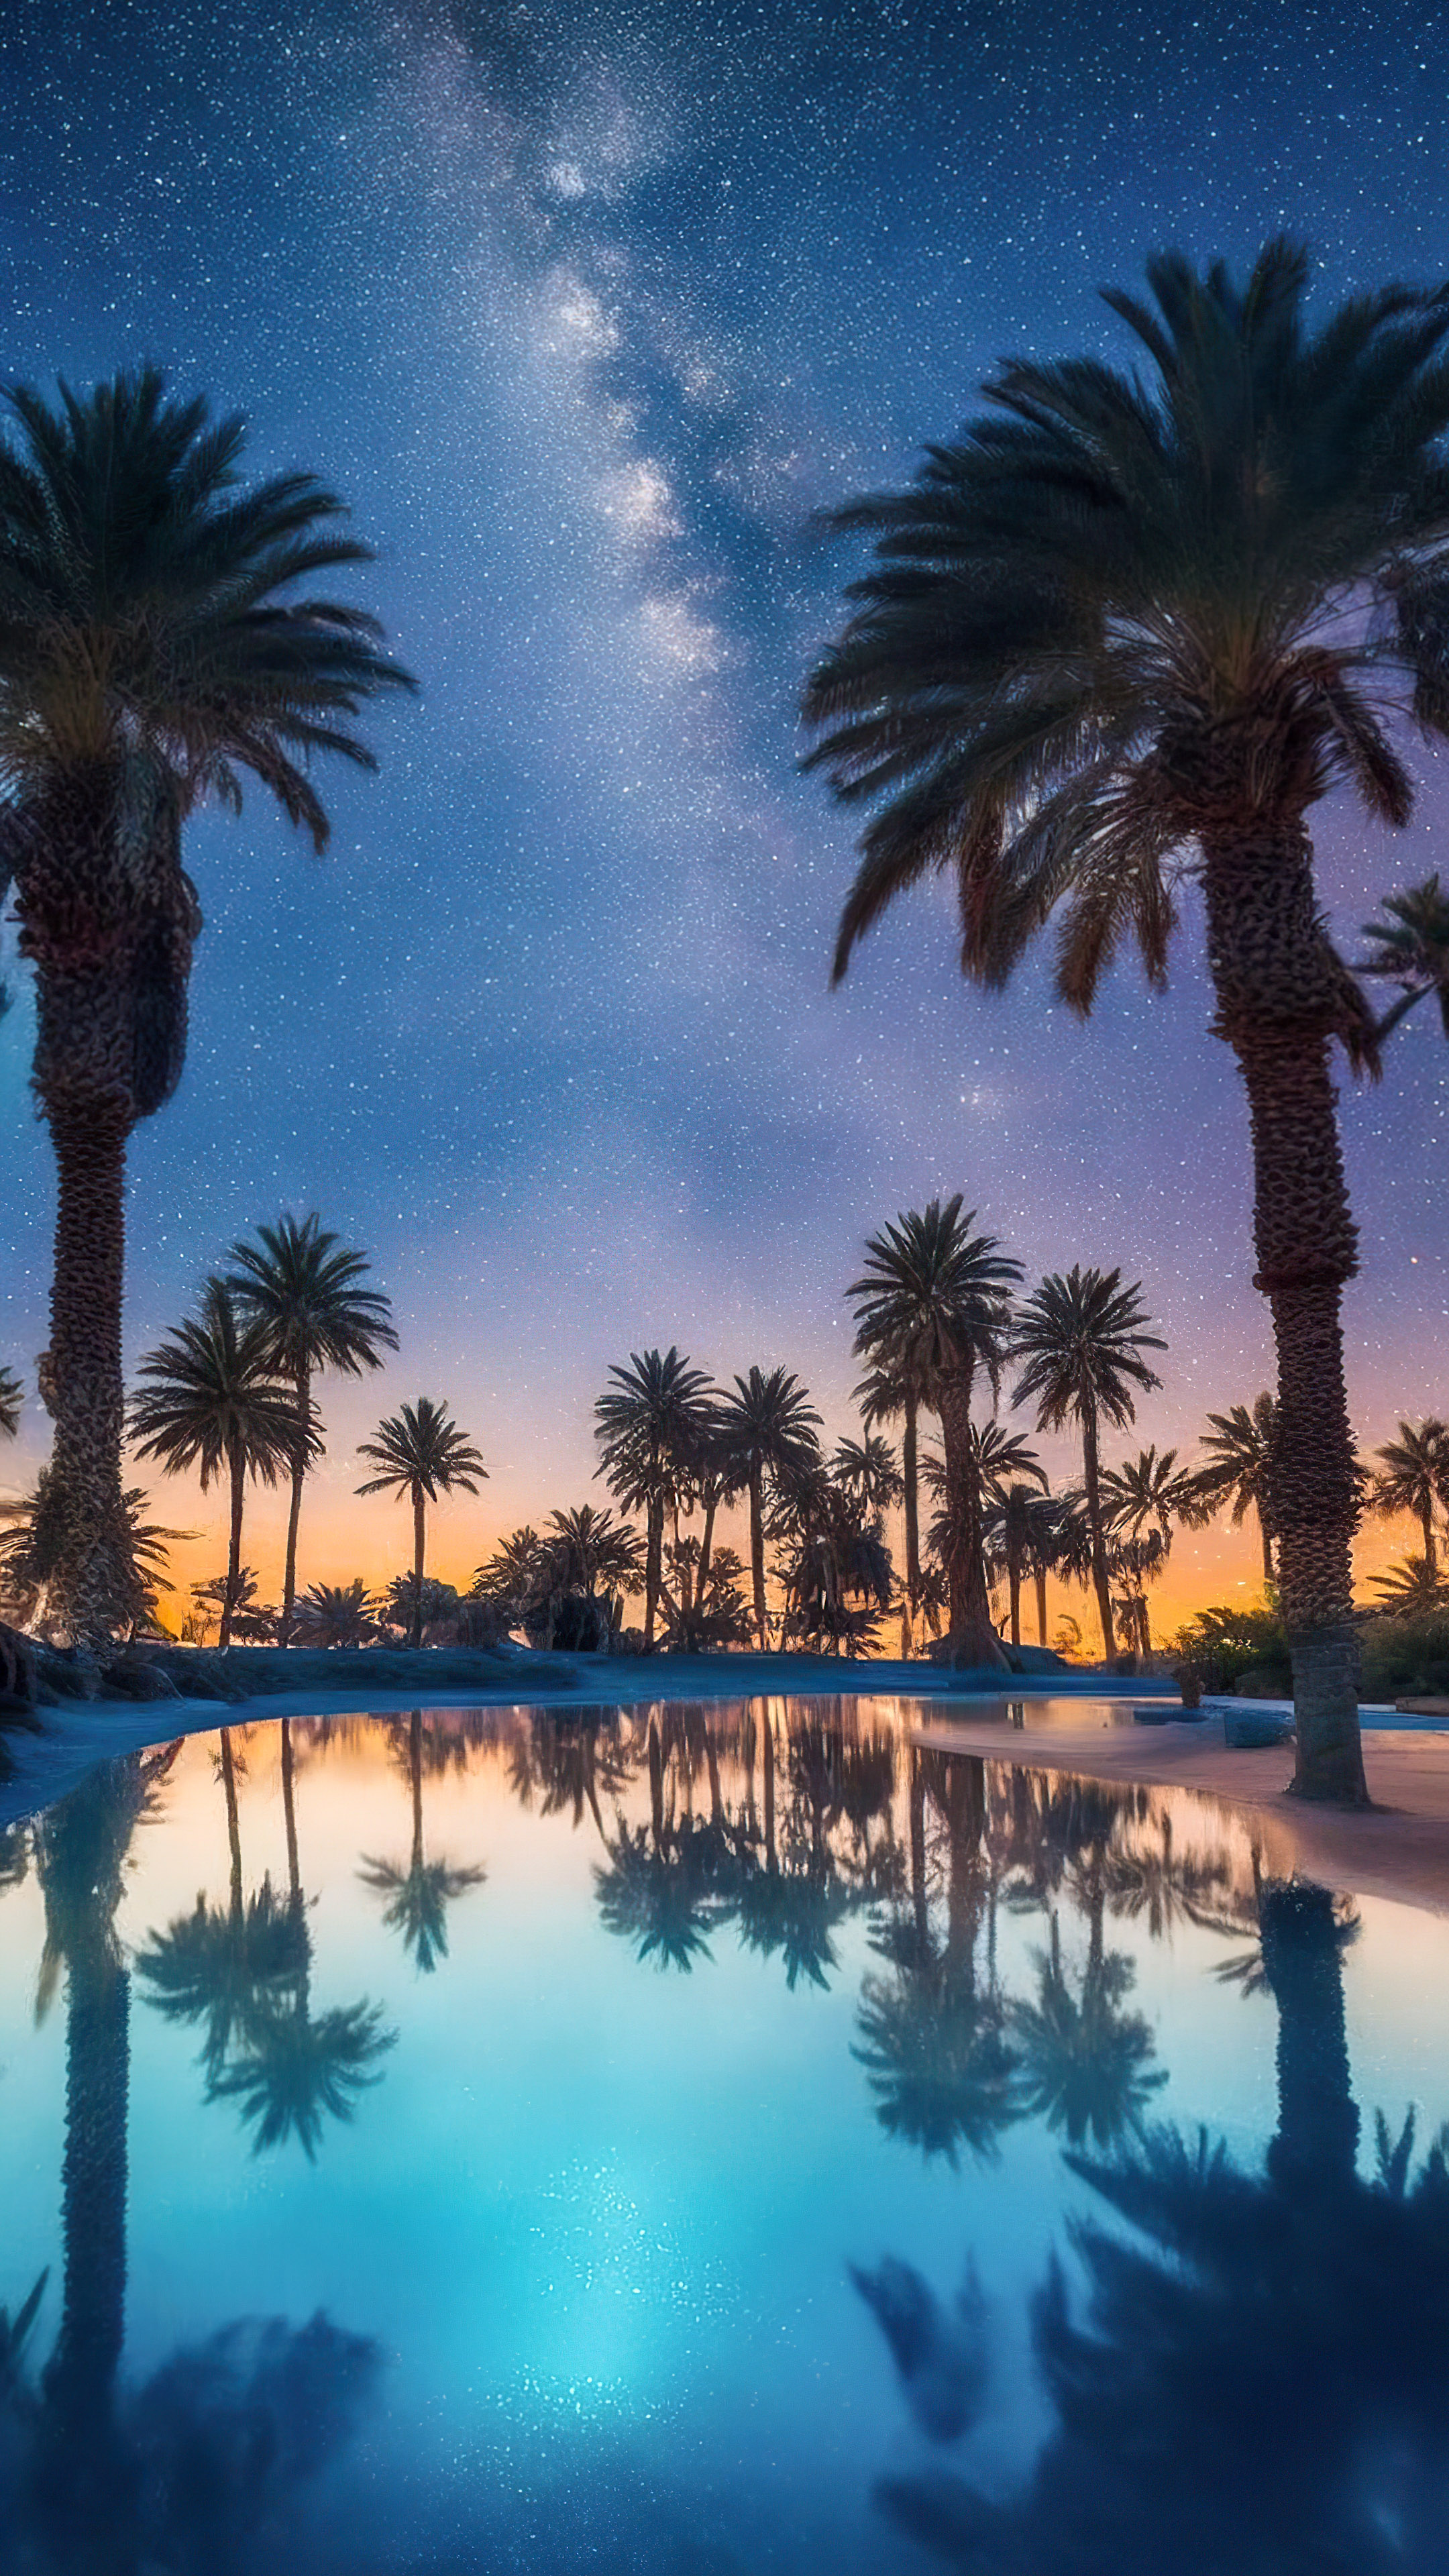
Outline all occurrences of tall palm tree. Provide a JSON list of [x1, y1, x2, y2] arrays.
[[131, 1281, 307, 1647], [847, 1201, 1020, 1666], [0, 1366, 21, 1440], [855, 1356, 930, 1623], [712, 1365, 823, 1649], [543, 1505, 645, 1602], [359, 1709, 486, 1973], [803, 241, 1449, 1801], [593, 1348, 713, 1647], [355, 1399, 486, 1648], [1011, 1269, 1164, 1662], [0, 366, 411, 1644], [1369, 1419, 1449, 1578], [985, 1479, 1053, 1650], [224, 1214, 397, 1644], [831, 1434, 904, 1517], [1195, 1395, 1279, 1585]]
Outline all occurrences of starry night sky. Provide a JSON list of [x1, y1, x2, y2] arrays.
[[1, 0, 1446, 1613]]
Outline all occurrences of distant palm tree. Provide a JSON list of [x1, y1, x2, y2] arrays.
[[806, 241, 1449, 1797], [355, 1398, 486, 1648], [0, 1366, 21, 1440], [1366, 1553, 1449, 1613], [847, 1201, 1020, 1666], [543, 1505, 645, 1602], [831, 1434, 904, 1517], [1369, 1419, 1449, 1579], [594, 1348, 714, 1647], [1360, 873, 1449, 1038], [290, 1578, 381, 1648], [359, 1709, 486, 1973], [225, 1214, 397, 1644], [1012, 1269, 1165, 1661], [985, 1480, 1053, 1650], [131, 1281, 307, 1646], [1195, 1395, 1279, 1586], [712, 1366, 824, 1648], [0, 366, 411, 1644], [187, 1566, 277, 1644]]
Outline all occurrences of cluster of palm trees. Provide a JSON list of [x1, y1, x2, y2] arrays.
[[805, 241, 1449, 1801]]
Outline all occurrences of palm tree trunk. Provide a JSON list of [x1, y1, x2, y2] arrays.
[[936, 1368, 1008, 1669], [1258, 1878, 1360, 2192], [219, 1727, 244, 1909], [644, 1495, 663, 1649], [749, 1460, 767, 1650], [1259, 1509, 1275, 1588], [280, 1719, 301, 1900], [220, 1441, 246, 1650], [1008, 1558, 1022, 1648], [409, 1711, 425, 1873], [698, 1487, 718, 1599], [903, 1387, 920, 1603], [1034, 1562, 1049, 1646], [1078, 1402, 1116, 1662], [1202, 828, 1367, 1803], [280, 1358, 310, 1647], [411, 1491, 427, 1648], [1421, 1495, 1437, 1579], [35, 1087, 141, 1647]]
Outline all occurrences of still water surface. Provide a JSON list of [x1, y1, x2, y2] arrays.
[[1, 1696, 1446, 2572]]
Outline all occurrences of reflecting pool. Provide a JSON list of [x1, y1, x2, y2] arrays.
[[1, 1697, 1447, 2572]]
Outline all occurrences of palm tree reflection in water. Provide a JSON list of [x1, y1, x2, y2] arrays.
[[4, 1757, 381, 2575], [359, 1708, 486, 1974], [858, 1869, 1449, 2575]]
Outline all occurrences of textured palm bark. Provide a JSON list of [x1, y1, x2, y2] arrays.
[[36, 1086, 142, 1644], [643, 1495, 663, 1648], [1079, 1403, 1117, 1662], [1034, 1563, 1049, 1646], [1201, 817, 1368, 1804], [219, 1442, 246, 1650], [936, 1368, 1008, 1669]]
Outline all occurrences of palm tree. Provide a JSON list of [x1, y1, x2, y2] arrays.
[[1195, 1395, 1279, 1585], [1360, 873, 1449, 1038], [1, 1481, 190, 1633], [355, 1398, 486, 1648], [1011, 1269, 1165, 1662], [1366, 1553, 1449, 1613], [804, 241, 1449, 1801], [593, 1348, 714, 1648], [0, 1366, 21, 1440], [290, 1578, 381, 1648], [847, 1201, 1020, 1666], [986, 1479, 1053, 1650], [187, 1565, 277, 1643], [0, 366, 411, 1644], [832, 1434, 904, 1516], [1369, 1419, 1449, 1578], [712, 1366, 824, 1648], [1100, 1443, 1205, 1656], [359, 1710, 486, 1972], [543, 1505, 645, 1603], [131, 1281, 307, 1647], [224, 1214, 397, 1644]]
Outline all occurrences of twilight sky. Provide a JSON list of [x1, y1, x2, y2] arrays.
[[1, 0, 1446, 1619]]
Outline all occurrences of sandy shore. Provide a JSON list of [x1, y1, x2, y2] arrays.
[[3, 1649, 1447, 1913]]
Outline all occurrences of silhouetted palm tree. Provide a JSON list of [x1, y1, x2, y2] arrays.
[[594, 1348, 714, 1648], [1012, 1913, 1167, 2150], [1195, 1394, 1279, 1585], [1012, 1268, 1165, 1660], [289, 1577, 382, 1647], [359, 1710, 486, 1973], [985, 1479, 1053, 1649], [131, 1281, 308, 1646], [1366, 1552, 1449, 1612], [847, 1201, 1020, 1665], [1369, 1418, 1449, 1578], [806, 242, 1449, 1801], [1361, 871, 1449, 1038], [225, 1214, 397, 1643], [136, 1731, 305, 2075], [356, 1397, 486, 1647], [544, 1505, 645, 1603], [0, 366, 411, 1642], [713, 1366, 824, 1648]]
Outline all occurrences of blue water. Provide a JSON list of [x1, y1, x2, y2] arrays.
[[1, 1696, 1447, 2573]]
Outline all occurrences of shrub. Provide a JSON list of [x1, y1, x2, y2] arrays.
[[1170, 1604, 1292, 1697], [1358, 1611, 1449, 1702]]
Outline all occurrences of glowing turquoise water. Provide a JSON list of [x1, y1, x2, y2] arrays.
[[2, 1699, 1447, 2572]]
